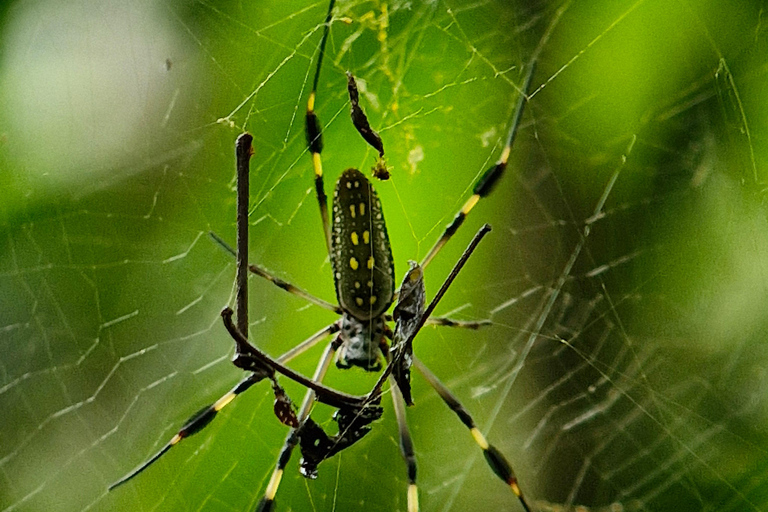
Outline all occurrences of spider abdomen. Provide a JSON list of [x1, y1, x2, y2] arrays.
[[331, 168, 394, 321]]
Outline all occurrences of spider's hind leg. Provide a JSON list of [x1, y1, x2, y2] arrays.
[[107, 374, 263, 491], [385, 231, 532, 511], [391, 377, 419, 512], [413, 356, 533, 512]]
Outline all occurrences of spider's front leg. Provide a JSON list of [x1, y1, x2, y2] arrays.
[[305, 8, 390, 257], [305, 0, 336, 253], [254, 331, 383, 512], [390, 260, 535, 512], [385, 225, 534, 512], [420, 61, 536, 269], [255, 334, 341, 512]]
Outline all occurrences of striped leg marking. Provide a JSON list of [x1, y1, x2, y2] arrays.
[[256, 338, 340, 511], [420, 62, 536, 270], [413, 356, 532, 512], [305, 0, 337, 255], [108, 324, 339, 491]]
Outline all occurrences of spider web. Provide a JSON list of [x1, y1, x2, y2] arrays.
[[1, 0, 767, 511]]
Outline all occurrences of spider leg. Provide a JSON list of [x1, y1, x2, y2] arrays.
[[379, 226, 530, 510], [259, 336, 390, 511], [108, 375, 261, 491], [391, 376, 419, 512], [305, 0, 337, 254], [403, 315, 492, 329], [222, 308, 365, 409], [236, 133, 254, 335], [412, 355, 532, 512], [256, 336, 341, 512], [368, 224, 492, 402], [210, 133, 341, 318], [210, 232, 342, 314], [385, 308, 492, 329], [108, 322, 340, 491], [420, 62, 536, 270]]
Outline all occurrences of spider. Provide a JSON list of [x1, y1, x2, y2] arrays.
[[109, 1, 535, 510]]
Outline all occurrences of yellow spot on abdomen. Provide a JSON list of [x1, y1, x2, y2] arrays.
[[356, 297, 364, 306], [363, 230, 370, 244], [350, 257, 359, 270], [367, 256, 375, 269], [359, 203, 366, 216], [349, 205, 356, 218], [351, 232, 359, 245]]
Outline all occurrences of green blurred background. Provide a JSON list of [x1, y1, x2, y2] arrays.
[[2, 0, 768, 511]]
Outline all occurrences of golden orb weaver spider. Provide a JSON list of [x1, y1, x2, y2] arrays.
[[109, 1, 536, 510]]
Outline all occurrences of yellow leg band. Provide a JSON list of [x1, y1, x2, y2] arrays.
[[500, 145, 511, 165], [313, 152, 323, 178], [265, 468, 284, 500], [407, 483, 419, 512], [470, 427, 489, 450], [214, 392, 236, 411], [461, 194, 480, 215], [308, 92, 316, 112]]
